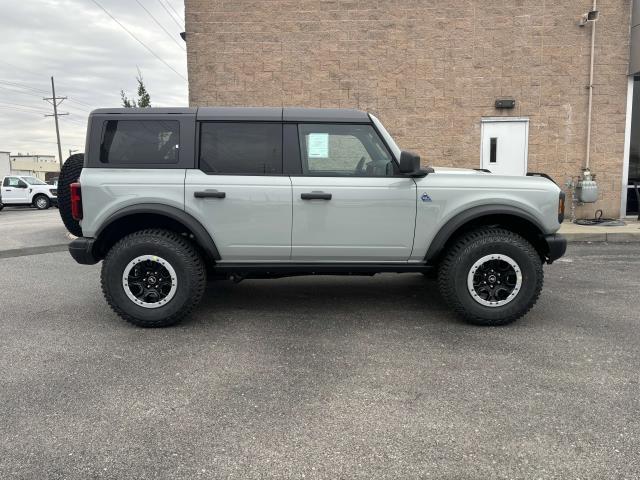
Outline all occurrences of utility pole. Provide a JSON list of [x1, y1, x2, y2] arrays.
[[44, 76, 68, 170]]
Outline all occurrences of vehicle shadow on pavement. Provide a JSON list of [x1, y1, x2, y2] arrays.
[[193, 273, 462, 328]]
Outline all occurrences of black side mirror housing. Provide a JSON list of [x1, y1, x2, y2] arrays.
[[399, 151, 428, 177]]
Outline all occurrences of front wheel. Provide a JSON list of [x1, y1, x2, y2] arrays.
[[438, 228, 543, 326], [101, 229, 206, 327], [33, 195, 51, 210]]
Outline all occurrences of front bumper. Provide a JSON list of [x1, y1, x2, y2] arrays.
[[543, 233, 567, 264], [68, 237, 99, 265]]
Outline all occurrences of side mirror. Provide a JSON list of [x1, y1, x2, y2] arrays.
[[399, 151, 426, 177]]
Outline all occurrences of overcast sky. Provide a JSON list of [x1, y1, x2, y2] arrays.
[[0, 0, 187, 158]]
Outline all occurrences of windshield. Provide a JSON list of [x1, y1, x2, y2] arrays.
[[370, 114, 401, 161], [21, 176, 47, 185]]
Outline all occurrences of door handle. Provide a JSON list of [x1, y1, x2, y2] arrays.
[[301, 192, 332, 200], [5, 189, 11, 191], [194, 190, 226, 199]]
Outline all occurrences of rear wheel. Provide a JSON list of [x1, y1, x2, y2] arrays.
[[101, 229, 206, 327], [437, 228, 543, 326], [57, 153, 84, 237]]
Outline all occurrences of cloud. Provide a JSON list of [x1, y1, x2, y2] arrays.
[[0, 0, 187, 157]]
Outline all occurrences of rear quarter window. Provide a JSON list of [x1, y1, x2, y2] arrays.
[[100, 120, 180, 165]]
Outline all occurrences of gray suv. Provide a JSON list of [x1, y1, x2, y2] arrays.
[[59, 107, 566, 328]]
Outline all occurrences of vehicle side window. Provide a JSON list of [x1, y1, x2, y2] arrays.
[[199, 122, 282, 175], [100, 120, 179, 165], [3, 177, 25, 187], [298, 124, 395, 177]]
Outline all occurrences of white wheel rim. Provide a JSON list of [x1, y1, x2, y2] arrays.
[[122, 255, 178, 309], [466, 254, 523, 308], [37, 198, 47, 208]]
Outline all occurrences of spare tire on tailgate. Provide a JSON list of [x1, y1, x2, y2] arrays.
[[58, 153, 84, 237]]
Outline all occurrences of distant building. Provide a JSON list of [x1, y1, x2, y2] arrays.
[[9, 154, 59, 181], [0, 151, 10, 177]]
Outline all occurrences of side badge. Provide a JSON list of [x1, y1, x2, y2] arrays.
[[421, 192, 432, 203]]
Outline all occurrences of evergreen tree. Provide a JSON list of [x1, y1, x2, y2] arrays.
[[121, 70, 151, 108]]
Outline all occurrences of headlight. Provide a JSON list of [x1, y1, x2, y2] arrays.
[[50, 189, 57, 196]]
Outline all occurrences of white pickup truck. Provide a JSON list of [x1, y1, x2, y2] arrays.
[[1, 175, 58, 210]]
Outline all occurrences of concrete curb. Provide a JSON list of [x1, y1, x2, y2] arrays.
[[561, 232, 640, 243], [0, 244, 69, 259]]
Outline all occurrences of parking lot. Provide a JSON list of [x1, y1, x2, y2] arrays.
[[1, 209, 639, 479]]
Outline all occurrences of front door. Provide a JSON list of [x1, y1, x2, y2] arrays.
[[1, 177, 29, 203], [185, 122, 292, 261], [290, 123, 416, 262], [481, 118, 529, 176]]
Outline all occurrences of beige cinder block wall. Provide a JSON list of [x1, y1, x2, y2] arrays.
[[186, 0, 631, 217]]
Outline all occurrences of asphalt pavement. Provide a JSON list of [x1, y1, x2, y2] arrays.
[[1, 223, 639, 479], [0, 207, 69, 256]]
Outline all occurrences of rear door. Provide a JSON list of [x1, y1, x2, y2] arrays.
[[289, 123, 416, 262], [185, 122, 292, 261]]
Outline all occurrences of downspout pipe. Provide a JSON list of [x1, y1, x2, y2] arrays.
[[585, 0, 597, 170]]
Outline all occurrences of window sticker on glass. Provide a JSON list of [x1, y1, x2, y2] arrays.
[[307, 133, 329, 158]]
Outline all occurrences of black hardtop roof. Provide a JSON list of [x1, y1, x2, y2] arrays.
[[90, 107, 370, 123]]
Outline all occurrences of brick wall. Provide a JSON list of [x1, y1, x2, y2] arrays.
[[186, 0, 632, 217]]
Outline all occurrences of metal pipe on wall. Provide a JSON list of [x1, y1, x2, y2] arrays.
[[585, 0, 597, 169]]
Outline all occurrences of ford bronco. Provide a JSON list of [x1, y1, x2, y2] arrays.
[[58, 107, 566, 327]]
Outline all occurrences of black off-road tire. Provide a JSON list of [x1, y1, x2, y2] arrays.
[[33, 194, 51, 210], [101, 229, 206, 328], [437, 228, 543, 326], [57, 153, 84, 237]]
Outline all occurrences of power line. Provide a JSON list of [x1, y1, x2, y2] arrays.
[[157, 0, 183, 29], [165, 0, 184, 22], [0, 85, 44, 99], [0, 79, 94, 111], [90, 0, 187, 81], [134, 0, 185, 51], [61, 116, 88, 126], [0, 60, 42, 78], [0, 100, 51, 113], [1, 63, 95, 109], [0, 106, 50, 116], [0, 79, 49, 95]]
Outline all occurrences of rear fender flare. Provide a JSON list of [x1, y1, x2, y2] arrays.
[[95, 203, 221, 261]]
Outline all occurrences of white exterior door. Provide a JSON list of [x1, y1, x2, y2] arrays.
[[481, 118, 529, 176]]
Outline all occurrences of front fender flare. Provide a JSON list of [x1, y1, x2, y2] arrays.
[[424, 204, 546, 263]]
